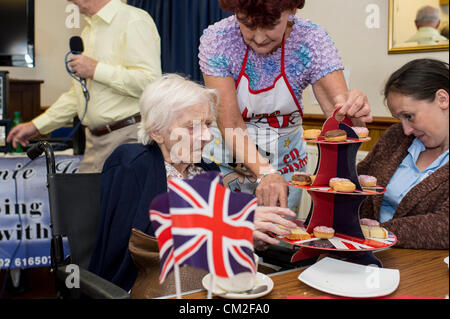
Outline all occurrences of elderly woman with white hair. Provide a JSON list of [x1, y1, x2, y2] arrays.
[[88, 74, 297, 292]]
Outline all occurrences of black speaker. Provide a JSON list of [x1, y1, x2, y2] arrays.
[[0, 71, 10, 152], [0, 71, 9, 119]]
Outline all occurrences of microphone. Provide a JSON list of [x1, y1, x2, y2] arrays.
[[68, 36, 89, 100], [52, 36, 90, 153], [70, 36, 84, 54], [69, 36, 84, 79]]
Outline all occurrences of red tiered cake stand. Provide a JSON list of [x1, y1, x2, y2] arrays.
[[276, 109, 397, 267]]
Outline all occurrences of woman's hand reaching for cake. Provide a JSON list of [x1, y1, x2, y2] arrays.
[[253, 206, 297, 249]]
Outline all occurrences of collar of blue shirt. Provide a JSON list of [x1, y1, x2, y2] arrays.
[[407, 138, 449, 173]]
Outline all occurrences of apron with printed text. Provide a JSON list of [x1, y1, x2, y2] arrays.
[[205, 38, 308, 214]]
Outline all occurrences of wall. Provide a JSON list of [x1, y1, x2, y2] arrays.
[[0, 0, 85, 107], [0, 0, 126, 108], [298, 0, 449, 117]]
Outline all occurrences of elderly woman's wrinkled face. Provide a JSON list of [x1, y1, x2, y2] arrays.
[[237, 10, 294, 55], [158, 102, 213, 164], [387, 90, 449, 150]]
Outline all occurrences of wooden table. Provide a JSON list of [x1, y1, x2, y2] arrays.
[[178, 249, 449, 299]]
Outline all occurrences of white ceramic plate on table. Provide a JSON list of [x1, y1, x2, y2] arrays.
[[444, 257, 449, 268], [202, 272, 273, 299], [298, 257, 400, 298]]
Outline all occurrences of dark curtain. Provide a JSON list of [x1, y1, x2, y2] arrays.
[[128, 0, 231, 83]]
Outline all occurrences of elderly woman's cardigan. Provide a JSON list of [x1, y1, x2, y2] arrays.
[[357, 124, 448, 249], [88, 143, 219, 291]]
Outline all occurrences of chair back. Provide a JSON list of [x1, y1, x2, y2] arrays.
[[47, 173, 101, 269]]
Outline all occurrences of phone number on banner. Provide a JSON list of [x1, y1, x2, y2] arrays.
[[0, 256, 51, 268]]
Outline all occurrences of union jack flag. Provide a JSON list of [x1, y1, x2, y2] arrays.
[[149, 172, 257, 283], [149, 192, 175, 283]]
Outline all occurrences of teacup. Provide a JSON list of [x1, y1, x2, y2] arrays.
[[214, 253, 259, 293]]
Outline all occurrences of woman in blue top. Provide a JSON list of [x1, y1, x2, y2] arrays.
[[358, 59, 448, 249]]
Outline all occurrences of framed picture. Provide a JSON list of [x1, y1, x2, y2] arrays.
[[388, 0, 449, 54], [0, 119, 12, 153]]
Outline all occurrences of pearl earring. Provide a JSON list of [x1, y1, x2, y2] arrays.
[[288, 14, 295, 22]]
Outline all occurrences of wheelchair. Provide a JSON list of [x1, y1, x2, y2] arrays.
[[27, 141, 130, 299]]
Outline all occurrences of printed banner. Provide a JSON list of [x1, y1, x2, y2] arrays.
[[0, 155, 82, 269]]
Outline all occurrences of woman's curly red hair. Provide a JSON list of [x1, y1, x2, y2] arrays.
[[219, 0, 305, 28]]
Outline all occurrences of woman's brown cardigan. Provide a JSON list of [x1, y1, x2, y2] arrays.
[[357, 124, 448, 249]]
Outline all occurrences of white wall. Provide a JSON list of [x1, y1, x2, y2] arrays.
[[298, 0, 449, 117], [0, 0, 85, 107], [0, 0, 126, 107]]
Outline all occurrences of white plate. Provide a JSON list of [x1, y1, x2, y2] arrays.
[[445, 257, 449, 268], [298, 257, 400, 298], [202, 272, 273, 299]]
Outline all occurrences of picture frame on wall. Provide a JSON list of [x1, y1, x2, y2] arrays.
[[388, 0, 449, 54]]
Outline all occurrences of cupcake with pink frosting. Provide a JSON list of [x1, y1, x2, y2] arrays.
[[358, 175, 377, 187], [360, 218, 380, 227], [352, 127, 369, 138], [313, 226, 335, 239], [329, 177, 349, 188]]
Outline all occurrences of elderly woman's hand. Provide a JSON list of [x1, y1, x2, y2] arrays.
[[253, 206, 297, 249], [335, 88, 373, 124], [254, 173, 289, 208]]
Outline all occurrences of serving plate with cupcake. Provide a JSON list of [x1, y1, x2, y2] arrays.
[[289, 174, 386, 196], [303, 127, 371, 144], [274, 222, 397, 253]]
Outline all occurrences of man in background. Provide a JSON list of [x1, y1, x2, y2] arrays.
[[406, 5, 449, 45], [441, 24, 449, 39], [7, 0, 162, 173]]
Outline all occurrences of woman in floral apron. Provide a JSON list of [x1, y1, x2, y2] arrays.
[[199, 0, 372, 214]]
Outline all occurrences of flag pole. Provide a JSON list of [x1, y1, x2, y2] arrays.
[[174, 262, 182, 299], [208, 274, 214, 299]]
